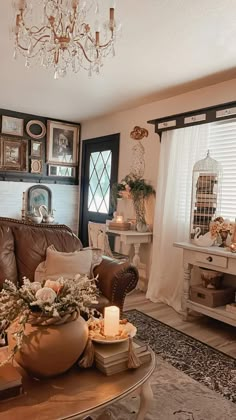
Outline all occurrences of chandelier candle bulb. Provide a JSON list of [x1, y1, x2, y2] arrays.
[[95, 31, 100, 46], [104, 306, 120, 337], [110, 7, 115, 22]]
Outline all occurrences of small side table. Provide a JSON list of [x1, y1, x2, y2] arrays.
[[107, 229, 153, 288]]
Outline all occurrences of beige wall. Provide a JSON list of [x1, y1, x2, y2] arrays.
[[1, 77, 236, 277], [81, 77, 236, 288]]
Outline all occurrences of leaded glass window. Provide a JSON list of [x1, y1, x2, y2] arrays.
[[88, 150, 111, 213]]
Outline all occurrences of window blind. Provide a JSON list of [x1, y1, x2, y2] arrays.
[[208, 118, 236, 220]]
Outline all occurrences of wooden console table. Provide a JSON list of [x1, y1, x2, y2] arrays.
[[0, 348, 155, 420], [107, 230, 153, 289], [174, 241, 236, 327]]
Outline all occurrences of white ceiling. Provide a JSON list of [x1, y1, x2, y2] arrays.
[[1, 0, 236, 123]]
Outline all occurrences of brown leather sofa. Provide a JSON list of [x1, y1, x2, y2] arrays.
[[0, 217, 138, 313]]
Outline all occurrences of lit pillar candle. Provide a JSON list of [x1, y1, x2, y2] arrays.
[[104, 306, 120, 336], [116, 215, 124, 223]]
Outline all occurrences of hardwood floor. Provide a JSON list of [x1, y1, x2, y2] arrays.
[[124, 290, 236, 358]]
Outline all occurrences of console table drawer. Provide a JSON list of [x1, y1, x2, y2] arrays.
[[195, 252, 228, 269]]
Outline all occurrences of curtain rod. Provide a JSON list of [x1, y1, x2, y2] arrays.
[[147, 100, 236, 139]]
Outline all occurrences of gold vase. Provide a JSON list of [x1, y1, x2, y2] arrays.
[[8, 316, 88, 378]]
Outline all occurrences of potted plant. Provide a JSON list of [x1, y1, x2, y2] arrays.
[[111, 175, 155, 232]]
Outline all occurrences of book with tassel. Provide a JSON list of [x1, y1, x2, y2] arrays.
[[93, 338, 151, 376]]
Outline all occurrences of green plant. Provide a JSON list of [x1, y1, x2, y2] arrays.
[[111, 175, 155, 225]]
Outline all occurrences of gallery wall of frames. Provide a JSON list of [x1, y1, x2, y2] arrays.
[[0, 108, 81, 185]]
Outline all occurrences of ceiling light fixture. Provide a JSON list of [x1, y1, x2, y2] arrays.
[[12, 0, 118, 79]]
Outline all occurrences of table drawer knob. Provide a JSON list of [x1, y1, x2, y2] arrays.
[[206, 256, 213, 262]]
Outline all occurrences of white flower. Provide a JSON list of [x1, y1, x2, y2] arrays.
[[30, 282, 42, 293], [35, 287, 57, 304], [44, 279, 63, 293]]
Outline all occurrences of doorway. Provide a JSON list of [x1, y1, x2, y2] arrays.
[[79, 133, 120, 245]]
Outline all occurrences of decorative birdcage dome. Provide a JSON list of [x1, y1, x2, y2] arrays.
[[190, 150, 222, 239]]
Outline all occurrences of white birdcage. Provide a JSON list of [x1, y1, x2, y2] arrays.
[[190, 150, 222, 240]]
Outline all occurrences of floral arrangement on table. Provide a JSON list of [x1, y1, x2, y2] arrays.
[[209, 217, 235, 238], [0, 275, 99, 366], [209, 217, 235, 247], [111, 174, 155, 229]]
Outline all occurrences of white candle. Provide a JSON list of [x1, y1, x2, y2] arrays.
[[116, 215, 124, 223], [104, 306, 120, 337]]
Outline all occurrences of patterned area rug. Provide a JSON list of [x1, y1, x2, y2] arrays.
[[94, 309, 236, 420]]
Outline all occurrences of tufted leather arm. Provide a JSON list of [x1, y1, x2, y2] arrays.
[[94, 256, 138, 313]]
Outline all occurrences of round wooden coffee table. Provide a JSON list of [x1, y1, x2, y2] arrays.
[[0, 348, 155, 420]]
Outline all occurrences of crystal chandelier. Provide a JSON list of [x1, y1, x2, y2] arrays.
[[12, 0, 118, 78]]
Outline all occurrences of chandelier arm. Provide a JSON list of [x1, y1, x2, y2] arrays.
[[68, 4, 77, 33], [27, 25, 50, 35], [75, 42, 97, 63], [97, 38, 114, 49], [17, 34, 51, 52]]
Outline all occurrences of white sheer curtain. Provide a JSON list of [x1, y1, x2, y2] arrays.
[[146, 124, 209, 313]]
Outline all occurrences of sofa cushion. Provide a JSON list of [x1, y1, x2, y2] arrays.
[[45, 246, 93, 277], [12, 225, 82, 284], [0, 226, 18, 288], [34, 246, 103, 282]]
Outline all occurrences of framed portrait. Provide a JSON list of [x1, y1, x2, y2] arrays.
[[27, 185, 52, 213], [31, 140, 42, 158], [1, 116, 24, 136], [0, 136, 28, 171], [47, 120, 79, 166], [48, 165, 76, 178]]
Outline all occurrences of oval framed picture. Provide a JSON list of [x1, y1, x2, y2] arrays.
[[31, 159, 42, 174], [26, 120, 46, 139]]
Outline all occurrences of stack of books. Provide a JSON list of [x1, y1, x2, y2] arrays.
[[108, 221, 131, 231], [94, 338, 151, 376], [0, 363, 23, 400]]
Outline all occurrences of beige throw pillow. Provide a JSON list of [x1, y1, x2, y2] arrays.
[[34, 246, 102, 283], [45, 245, 93, 277]]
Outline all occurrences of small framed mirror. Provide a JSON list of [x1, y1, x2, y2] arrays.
[[27, 185, 52, 213]]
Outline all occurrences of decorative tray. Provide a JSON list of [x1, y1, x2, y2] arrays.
[[87, 319, 137, 344]]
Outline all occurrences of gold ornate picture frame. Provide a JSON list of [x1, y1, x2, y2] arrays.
[[0, 136, 28, 171]]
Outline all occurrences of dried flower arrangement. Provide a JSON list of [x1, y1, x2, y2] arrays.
[[209, 217, 235, 238], [0, 275, 99, 366]]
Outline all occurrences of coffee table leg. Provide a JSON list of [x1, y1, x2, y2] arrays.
[[136, 379, 153, 420]]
